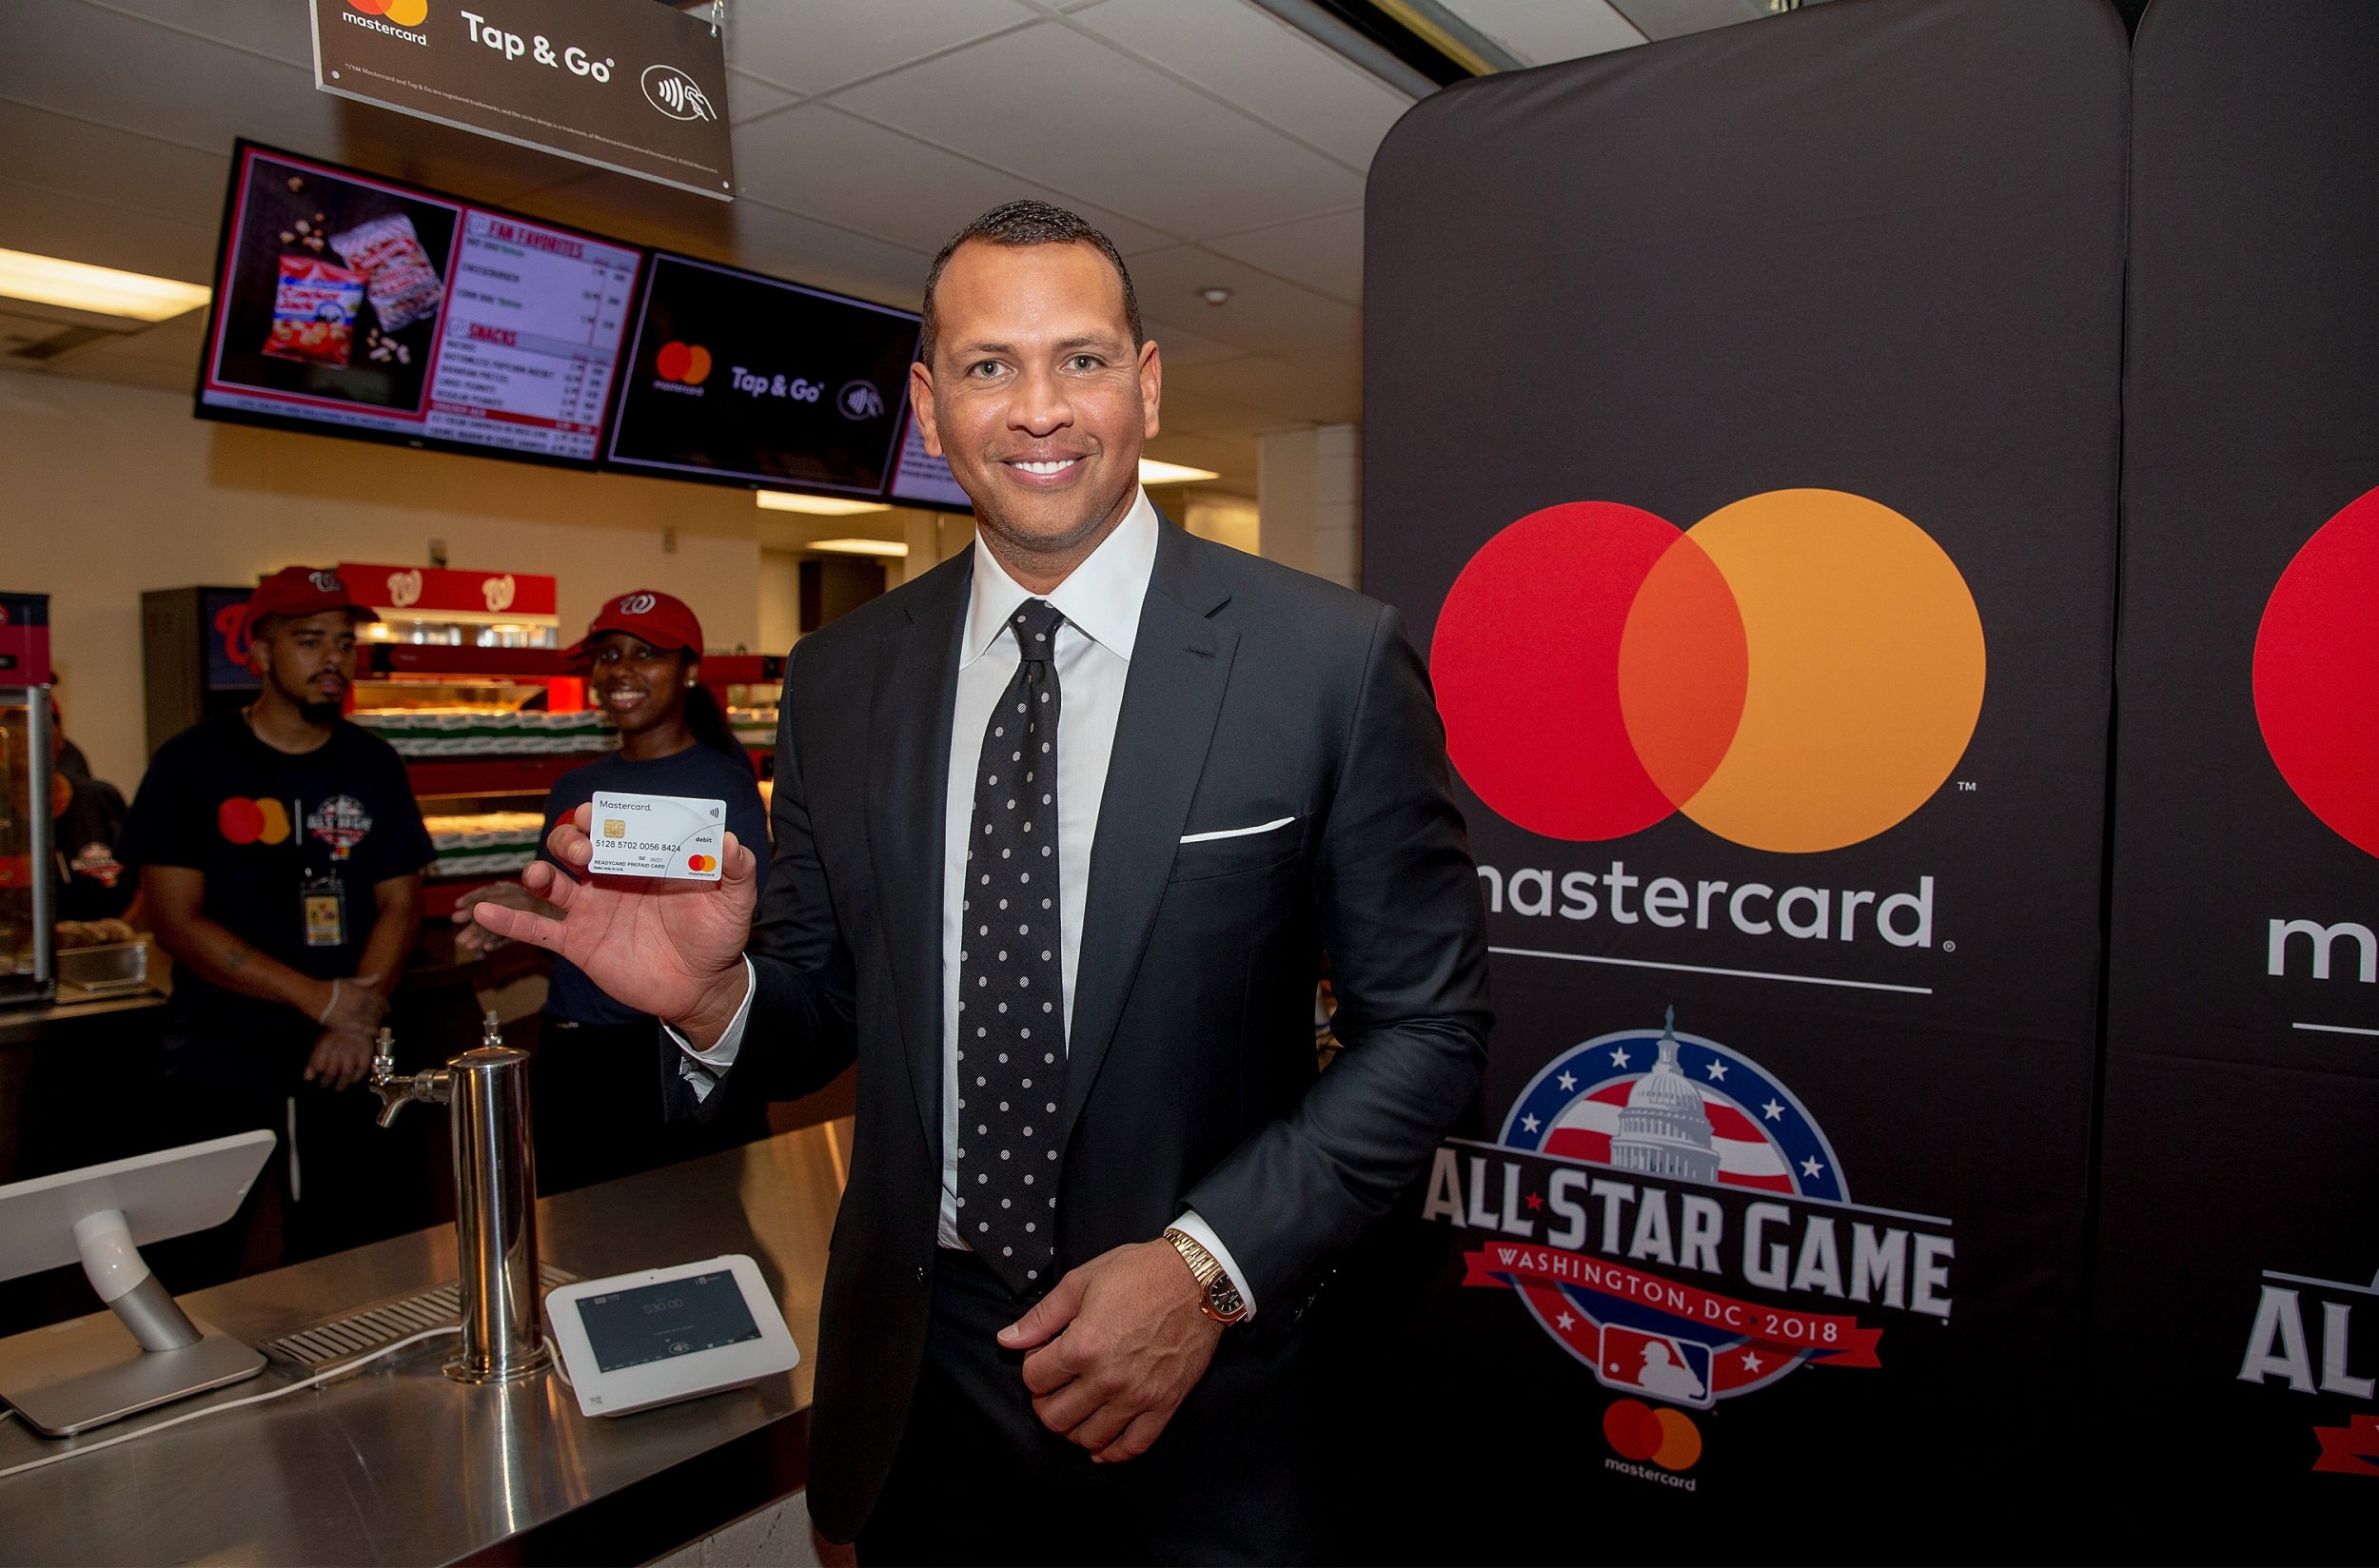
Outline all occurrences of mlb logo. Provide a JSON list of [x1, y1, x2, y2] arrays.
[[1597, 1325, 1715, 1409]]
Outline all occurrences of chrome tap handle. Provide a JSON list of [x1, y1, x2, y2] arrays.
[[368, 1029, 452, 1128], [481, 1010, 504, 1049]]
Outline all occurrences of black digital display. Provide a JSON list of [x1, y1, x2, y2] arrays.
[[196, 142, 643, 467], [603, 251, 920, 497], [576, 1270, 763, 1373]]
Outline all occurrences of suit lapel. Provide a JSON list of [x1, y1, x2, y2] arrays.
[[1061, 526, 1237, 1146], [866, 554, 970, 1155]]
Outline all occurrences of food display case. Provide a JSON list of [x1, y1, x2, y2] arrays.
[[0, 594, 55, 1009], [141, 573, 781, 917]]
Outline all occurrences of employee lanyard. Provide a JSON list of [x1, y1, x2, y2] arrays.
[[246, 706, 350, 949]]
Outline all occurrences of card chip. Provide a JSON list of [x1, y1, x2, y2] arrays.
[[603, 819, 626, 838]]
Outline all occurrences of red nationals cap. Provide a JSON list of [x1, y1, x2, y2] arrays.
[[567, 589, 704, 659], [247, 565, 380, 625]]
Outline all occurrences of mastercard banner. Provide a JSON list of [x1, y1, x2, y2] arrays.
[[2094, 1, 2379, 1522], [1346, 0, 2127, 1549]]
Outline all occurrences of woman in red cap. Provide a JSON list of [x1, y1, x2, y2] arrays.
[[455, 589, 770, 1190]]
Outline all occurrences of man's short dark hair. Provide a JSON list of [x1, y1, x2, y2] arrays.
[[919, 200, 1144, 366]]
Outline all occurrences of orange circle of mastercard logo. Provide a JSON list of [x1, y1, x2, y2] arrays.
[[348, 0, 428, 26], [1432, 490, 1987, 853], [1602, 1399, 1701, 1471], [687, 853, 717, 873], [2254, 483, 2379, 860], [656, 341, 712, 385]]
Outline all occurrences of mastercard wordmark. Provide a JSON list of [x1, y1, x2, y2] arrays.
[[1433, 489, 1987, 853], [2254, 483, 2379, 860]]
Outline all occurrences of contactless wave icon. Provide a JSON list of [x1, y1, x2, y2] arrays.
[[1431, 489, 1987, 853], [2254, 482, 2379, 859]]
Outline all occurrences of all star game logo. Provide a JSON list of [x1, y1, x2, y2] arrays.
[[1423, 1011, 1956, 1449]]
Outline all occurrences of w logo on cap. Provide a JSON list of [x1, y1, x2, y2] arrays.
[[308, 570, 344, 593], [620, 592, 659, 615]]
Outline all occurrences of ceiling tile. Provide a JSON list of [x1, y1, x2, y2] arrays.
[[0, 102, 230, 234], [724, 200, 934, 309], [65, 0, 314, 69], [1134, 314, 1244, 368], [0, 173, 219, 283], [727, 69, 799, 123], [1440, 0, 1645, 65], [1201, 207, 1363, 305], [732, 104, 1168, 255], [727, 0, 1039, 97], [1, 3, 329, 156], [1066, 0, 1413, 171], [1123, 244, 1357, 357], [833, 22, 1363, 240]]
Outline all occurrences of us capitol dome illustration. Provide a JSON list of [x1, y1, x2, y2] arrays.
[[1609, 1008, 1720, 1185]]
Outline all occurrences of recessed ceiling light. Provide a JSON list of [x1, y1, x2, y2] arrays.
[[0, 249, 212, 323], [808, 538, 910, 558], [755, 492, 892, 516], [1198, 286, 1233, 305], [1139, 459, 1222, 485]]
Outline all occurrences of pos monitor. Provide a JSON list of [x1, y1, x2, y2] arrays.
[[0, 1131, 275, 1436]]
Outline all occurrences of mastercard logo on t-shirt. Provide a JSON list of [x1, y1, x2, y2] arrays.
[[220, 796, 293, 846]]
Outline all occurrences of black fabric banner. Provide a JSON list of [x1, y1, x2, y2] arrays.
[[2094, 0, 2379, 1517], [1349, 0, 2127, 1547]]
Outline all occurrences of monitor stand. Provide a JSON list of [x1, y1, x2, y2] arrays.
[[0, 1211, 264, 1437], [0, 1313, 264, 1438]]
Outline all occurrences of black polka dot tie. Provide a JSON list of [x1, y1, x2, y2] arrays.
[[955, 598, 1068, 1294]]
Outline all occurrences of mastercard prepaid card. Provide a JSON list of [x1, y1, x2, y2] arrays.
[[587, 793, 726, 880]]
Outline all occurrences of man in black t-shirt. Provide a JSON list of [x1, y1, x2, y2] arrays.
[[119, 566, 432, 1273]]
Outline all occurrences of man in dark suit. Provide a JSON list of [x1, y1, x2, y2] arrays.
[[476, 201, 1489, 1562]]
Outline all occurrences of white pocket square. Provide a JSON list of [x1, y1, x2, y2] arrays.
[[1179, 815, 1295, 845]]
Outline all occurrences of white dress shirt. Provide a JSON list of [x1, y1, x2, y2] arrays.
[[677, 489, 1254, 1312]]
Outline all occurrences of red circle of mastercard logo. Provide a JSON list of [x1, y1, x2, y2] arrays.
[[688, 853, 717, 873], [2255, 483, 2379, 859], [1432, 490, 1987, 853], [656, 341, 712, 385]]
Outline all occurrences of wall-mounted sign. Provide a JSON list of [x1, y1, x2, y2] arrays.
[[308, 0, 735, 201]]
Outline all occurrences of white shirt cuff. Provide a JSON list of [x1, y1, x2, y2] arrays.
[[662, 958, 755, 1103], [1172, 1209, 1257, 1320]]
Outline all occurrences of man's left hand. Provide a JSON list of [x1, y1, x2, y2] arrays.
[[1000, 1240, 1225, 1463]]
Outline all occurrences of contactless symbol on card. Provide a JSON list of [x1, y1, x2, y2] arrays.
[[587, 793, 726, 880]]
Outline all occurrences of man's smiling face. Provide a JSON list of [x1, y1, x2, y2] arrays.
[[911, 239, 1161, 576]]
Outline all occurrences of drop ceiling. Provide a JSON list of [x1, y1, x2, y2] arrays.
[[0, 0, 1693, 494]]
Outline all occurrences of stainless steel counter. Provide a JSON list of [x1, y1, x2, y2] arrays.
[[0, 1121, 850, 1566]]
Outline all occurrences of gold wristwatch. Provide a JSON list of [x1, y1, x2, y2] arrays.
[[1164, 1227, 1250, 1324]]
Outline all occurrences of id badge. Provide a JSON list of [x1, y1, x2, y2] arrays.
[[301, 873, 346, 949]]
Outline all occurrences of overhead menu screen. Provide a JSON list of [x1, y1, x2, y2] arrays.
[[197, 142, 642, 466], [603, 252, 919, 495]]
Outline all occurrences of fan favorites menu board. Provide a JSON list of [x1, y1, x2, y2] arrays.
[[199, 143, 641, 464]]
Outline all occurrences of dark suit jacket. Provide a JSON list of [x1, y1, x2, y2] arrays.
[[678, 520, 1490, 1540]]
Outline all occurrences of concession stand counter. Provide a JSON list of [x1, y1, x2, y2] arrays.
[[0, 1122, 848, 1565]]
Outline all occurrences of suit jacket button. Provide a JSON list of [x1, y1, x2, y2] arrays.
[[915, 1264, 928, 1286]]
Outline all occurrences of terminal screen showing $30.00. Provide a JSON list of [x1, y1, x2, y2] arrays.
[[576, 1271, 763, 1372]]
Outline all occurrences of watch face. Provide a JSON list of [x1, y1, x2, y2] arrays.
[[1210, 1282, 1248, 1321]]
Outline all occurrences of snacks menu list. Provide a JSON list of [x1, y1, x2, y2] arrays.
[[199, 144, 642, 466]]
